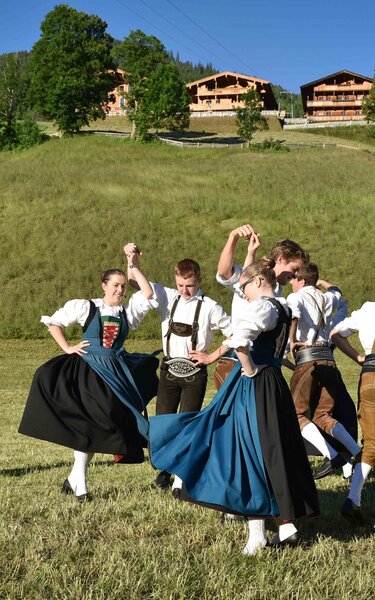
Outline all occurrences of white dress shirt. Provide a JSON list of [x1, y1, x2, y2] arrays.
[[287, 285, 345, 345], [41, 292, 157, 331], [224, 295, 290, 349], [334, 302, 375, 356], [151, 283, 232, 357]]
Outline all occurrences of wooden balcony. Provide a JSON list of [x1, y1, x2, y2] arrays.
[[314, 84, 371, 92], [307, 99, 363, 107]]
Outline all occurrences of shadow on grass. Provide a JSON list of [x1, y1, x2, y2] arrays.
[[297, 482, 375, 545], [0, 459, 112, 477], [159, 131, 244, 145], [0, 453, 150, 478]]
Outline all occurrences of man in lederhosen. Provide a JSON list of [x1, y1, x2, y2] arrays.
[[141, 259, 232, 494], [287, 262, 361, 479]]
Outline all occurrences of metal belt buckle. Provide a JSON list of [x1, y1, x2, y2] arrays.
[[165, 357, 201, 378]]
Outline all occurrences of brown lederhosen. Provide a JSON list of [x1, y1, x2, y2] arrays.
[[290, 293, 342, 434], [290, 347, 340, 434], [357, 340, 375, 467]]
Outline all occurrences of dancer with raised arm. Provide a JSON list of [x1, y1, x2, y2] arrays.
[[150, 258, 319, 555], [128, 258, 232, 495], [19, 244, 158, 502]]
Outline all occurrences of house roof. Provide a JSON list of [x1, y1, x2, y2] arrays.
[[187, 71, 270, 87], [301, 70, 373, 89]]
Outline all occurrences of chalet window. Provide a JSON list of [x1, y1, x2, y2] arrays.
[[318, 96, 323, 101], [340, 111, 345, 115], [327, 111, 331, 116]]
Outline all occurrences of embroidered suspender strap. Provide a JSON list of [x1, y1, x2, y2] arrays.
[[191, 296, 203, 351], [165, 295, 181, 358], [165, 296, 203, 357]]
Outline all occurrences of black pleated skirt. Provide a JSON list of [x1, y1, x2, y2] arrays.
[[19, 354, 146, 462]]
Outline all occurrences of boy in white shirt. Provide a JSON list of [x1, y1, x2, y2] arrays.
[[129, 257, 232, 492], [287, 262, 361, 479]]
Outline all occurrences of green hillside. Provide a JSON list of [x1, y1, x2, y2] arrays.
[[1, 135, 374, 339]]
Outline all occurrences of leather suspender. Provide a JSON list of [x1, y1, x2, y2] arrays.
[[165, 295, 203, 357]]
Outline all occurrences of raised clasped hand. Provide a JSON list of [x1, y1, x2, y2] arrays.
[[248, 231, 261, 251], [124, 242, 141, 258], [232, 224, 257, 241], [66, 340, 90, 356]]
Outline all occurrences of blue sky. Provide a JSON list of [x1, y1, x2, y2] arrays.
[[1, 0, 374, 92]]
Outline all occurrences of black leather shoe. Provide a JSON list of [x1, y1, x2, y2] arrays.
[[61, 479, 88, 503], [172, 487, 181, 500], [61, 478, 74, 495], [341, 498, 366, 526], [313, 454, 346, 480], [154, 470, 171, 489], [269, 532, 300, 549]]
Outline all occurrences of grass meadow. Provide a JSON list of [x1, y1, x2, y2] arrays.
[[1, 134, 375, 598], [2, 339, 375, 600]]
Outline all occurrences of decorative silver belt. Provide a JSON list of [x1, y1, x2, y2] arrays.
[[164, 357, 201, 378], [296, 346, 334, 366], [363, 354, 375, 373]]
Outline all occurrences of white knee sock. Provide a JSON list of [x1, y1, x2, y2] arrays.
[[302, 423, 337, 459], [348, 462, 372, 507], [68, 451, 94, 496], [331, 423, 361, 457], [243, 519, 267, 555], [172, 475, 183, 491]]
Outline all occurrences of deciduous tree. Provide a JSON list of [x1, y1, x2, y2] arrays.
[[29, 4, 116, 135], [143, 63, 190, 132], [114, 30, 189, 140], [0, 52, 30, 132], [236, 88, 268, 145]]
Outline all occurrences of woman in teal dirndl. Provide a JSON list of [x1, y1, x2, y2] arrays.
[[150, 258, 319, 555]]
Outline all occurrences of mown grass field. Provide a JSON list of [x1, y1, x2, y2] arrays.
[[1, 134, 375, 598], [2, 339, 375, 600]]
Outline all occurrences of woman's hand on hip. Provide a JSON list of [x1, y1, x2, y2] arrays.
[[65, 341, 90, 356]]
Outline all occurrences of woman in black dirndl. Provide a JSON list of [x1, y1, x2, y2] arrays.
[[19, 244, 159, 501]]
